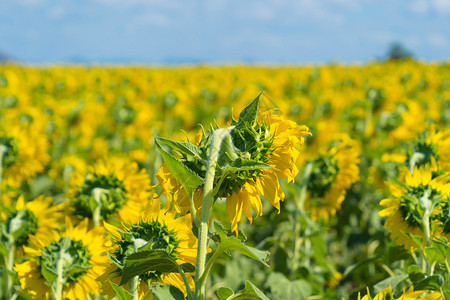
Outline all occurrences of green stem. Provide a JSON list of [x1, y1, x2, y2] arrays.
[[445, 259, 450, 290], [53, 244, 66, 300], [0, 144, 8, 199], [5, 240, 15, 299], [131, 243, 140, 300], [92, 188, 107, 227], [291, 162, 313, 279], [174, 262, 194, 300], [194, 126, 234, 300], [198, 248, 224, 289]]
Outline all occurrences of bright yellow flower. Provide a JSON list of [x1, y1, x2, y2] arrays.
[[0, 120, 49, 190], [14, 218, 110, 300], [361, 286, 443, 300], [101, 199, 199, 298], [379, 166, 450, 249], [306, 137, 360, 220], [67, 157, 152, 224], [0, 195, 65, 255], [224, 111, 310, 233]]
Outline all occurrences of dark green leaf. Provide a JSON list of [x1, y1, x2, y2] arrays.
[[157, 137, 203, 161], [414, 275, 444, 290], [155, 139, 204, 195], [216, 287, 234, 300], [236, 94, 260, 128], [149, 283, 185, 300], [408, 265, 425, 282], [343, 256, 382, 278], [119, 250, 194, 285], [214, 222, 269, 267], [109, 281, 133, 300], [231, 281, 270, 300], [267, 273, 312, 300]]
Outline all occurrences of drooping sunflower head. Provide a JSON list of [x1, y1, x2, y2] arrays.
[[0, 121, 50, 188], [67, 157, 152, 223], [14, 218, 110, 300], [0, 135, 19, 169], [406, 124, 450, 172], [102, 201, 198, 297], [0, 195, 65, 252], [379, 166, 450, 249], [306, 137, 360, 220], [156, 96, 310, 234]]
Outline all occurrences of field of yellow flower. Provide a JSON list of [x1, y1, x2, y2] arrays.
[[0, 61, 449, 299]]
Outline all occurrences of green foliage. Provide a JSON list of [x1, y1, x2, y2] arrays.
[[149, 282, 185, 300], [155, 138, 204, 195], [267, 272, 312, 300], [213, 222, 269, 267], [119, 249, 194, 285], [109, 281, 133, 300]]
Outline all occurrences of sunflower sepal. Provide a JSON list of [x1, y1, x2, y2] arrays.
[[234, 93, 260, 129]]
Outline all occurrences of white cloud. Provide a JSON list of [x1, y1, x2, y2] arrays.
[[431, 0, 450, 13], [410, 0, 429, 14], [428, 33, 448, 47]]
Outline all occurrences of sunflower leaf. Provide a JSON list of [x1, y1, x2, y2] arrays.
[[230, 280, 270, 300], [236, 94, 260, 129], [213, 222, 269, 267], [267, 273, 311, 300], [156, 137, 203, 161], [216, 286, 234, 300], [155, 138, 204, 196], [109, 281, 133, 300], [149, 282, 185, 300], [119, 249, 194, 286]]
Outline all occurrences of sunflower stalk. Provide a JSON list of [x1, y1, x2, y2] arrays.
[[0, 144, 7, 198], [92, 187, 108, 227], [53, 240, 68, 300], [195, 126, 235, 300], [4, 236, 15, 299], [291, 162, 313, 279]]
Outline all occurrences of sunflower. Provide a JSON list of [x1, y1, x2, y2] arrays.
[[379, 166, 450, 250], [0, 195, 65, 254], [14, 218, 110, 300], [67, 156, 152, 225], [0, 120, 50, 192], [156, 103, 310, 234], [101, 198, 199, 298], [361, 286, 442, 300], [305, 136, 360, 220], [405, 124, 450, 172], [216, 109, 310, 233]]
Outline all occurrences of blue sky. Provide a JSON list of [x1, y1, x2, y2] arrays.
[[1, 0, 450, 64]]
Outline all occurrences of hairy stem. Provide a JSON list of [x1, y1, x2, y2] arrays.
[[195, 126, 234, 300]]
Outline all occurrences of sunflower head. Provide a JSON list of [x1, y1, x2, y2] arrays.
[[307, 154, 339, 198], [73, 173, 128, 220], [67, 158, 152, 223], [40, 236, 92, 284], [111, 218, 181, 281], [0, 135, 19, 168], [406, 133, 439, 170]]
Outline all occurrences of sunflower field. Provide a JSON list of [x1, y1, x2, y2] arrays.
[[0, 61, 449, 300]]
